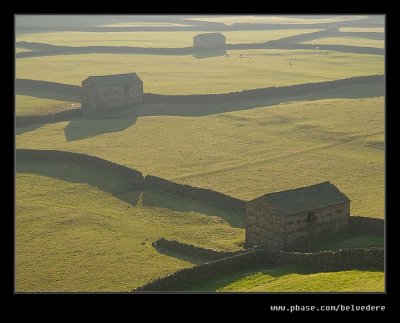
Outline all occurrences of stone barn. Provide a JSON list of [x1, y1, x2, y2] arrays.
[[193, 32, 226, 49], [81, 72, 143, 116], [245, 182, 350, 251]]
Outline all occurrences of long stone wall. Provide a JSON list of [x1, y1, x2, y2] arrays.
[[144, 75, 384, 104], [16, 149, 145, 190], [16, 78, 82, 101], [134, 247, 384, 291], [16, 149, 245, 213], [153, 238, 243, 261], [144, 175, 246, 213]]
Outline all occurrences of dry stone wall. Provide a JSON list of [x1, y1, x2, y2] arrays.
[[134, 247, 384, 291], [144, 175, 246, 213], [16, 149, 145, 190], [153, 238, 243, 261]]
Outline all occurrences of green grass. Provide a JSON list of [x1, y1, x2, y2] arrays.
[[339, 27, 384, 33], [16, 160, 244, 292], [16, 30, 320, 48], [16, 47, 32, 53], [16, 95, 79, 116], [304, 37, 384, 49], [16, 97, 384, 218], [16, 50, 383, 94], [187, 267, 384, 292]]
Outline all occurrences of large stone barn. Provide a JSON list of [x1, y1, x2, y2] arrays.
[[193, 32, 226, 49], [245, 182, 350, 251], [81, 72, 143, 116]]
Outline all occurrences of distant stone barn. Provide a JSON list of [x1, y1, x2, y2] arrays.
[[81, 73, 143, 116], [245, 182, 350, 250], [193, 32, 226, 49]]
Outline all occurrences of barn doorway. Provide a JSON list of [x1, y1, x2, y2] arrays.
[[307, 211, 316, 224]]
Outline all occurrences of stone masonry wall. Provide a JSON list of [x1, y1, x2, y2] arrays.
[[134, 247, 384, 291], [284, 202, 350, 249], [245, 195, 285, 249], [16, 149, 145, 190]]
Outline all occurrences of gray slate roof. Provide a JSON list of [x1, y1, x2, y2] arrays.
[[193, 32, 226, 39], [84, 73, 142, 87], [258, 182, 349, 216]]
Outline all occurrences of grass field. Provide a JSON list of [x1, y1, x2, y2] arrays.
[[16, 97, 384, 218], [16, 30, 320, 48], [16, 50, 383, 95], [16, 48, 32, 53], [304, 37, 384, 49], [339, 27, 384, 33], [188, 267, 384, 292], [16, 95, 79, 116], [16, 160, 243, 291], [15, 18, 385, 292]]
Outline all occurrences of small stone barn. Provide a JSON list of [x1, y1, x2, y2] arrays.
[[193, 32, 226, 49], [245, 182, 350, 250], [81, 72, 143, 116]]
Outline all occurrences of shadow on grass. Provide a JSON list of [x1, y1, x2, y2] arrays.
[[15, 123, 44, 135], [16, 158, 141, 206], [302, 231, 384, 252], [16, 83, 81, 102], [154, 246, 211, 265], [64, 111, 138, 141], [142, 188, 245, 228], [192, 49, 226, 59], [136, 82, 384, 118]]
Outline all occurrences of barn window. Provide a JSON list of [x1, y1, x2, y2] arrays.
[[307, 212, 315, 223]]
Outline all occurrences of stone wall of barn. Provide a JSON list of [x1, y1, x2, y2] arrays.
[[81, 82, 143, 115], [193, 36, 226, 49], [245, 196, 285, 250], [81, 83, 98, 116], [284, 202, 350, 249]]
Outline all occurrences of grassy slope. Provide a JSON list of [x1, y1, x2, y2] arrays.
[[188, 267, 384, 292], [304, 37, 384, 49], [16, 30, 320, 48], [339, 27, 384, 33], [16, 160, 243, 292], [16, 97, 384, 218], [16, 95, 79, 117], [16, 48, 32, 53], [16, 50, 383, 94]]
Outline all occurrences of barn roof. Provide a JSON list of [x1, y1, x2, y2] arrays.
[[254, 182, 349, 216], [193, 32, 225, 39], [83, 73, 142, 87]]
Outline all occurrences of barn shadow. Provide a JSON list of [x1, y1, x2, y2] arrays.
[[142, 188, 245, 228], [64, 107, 138, 142], [16, 157, 142, 206], [192, 49, 227, 59]]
